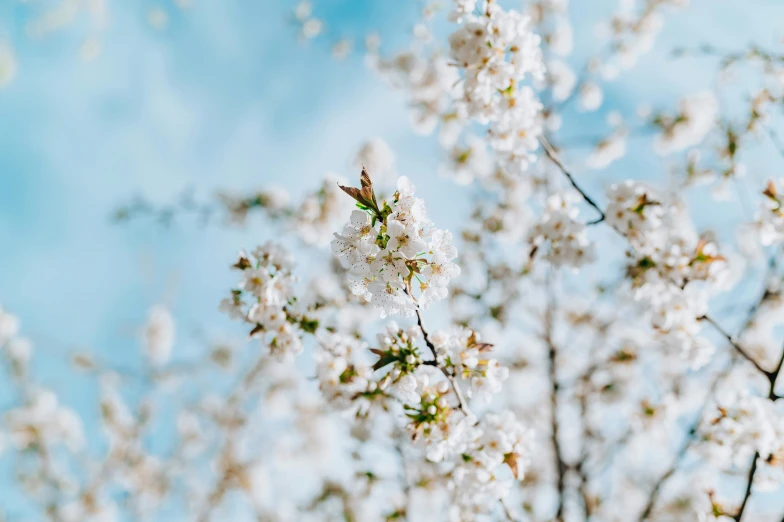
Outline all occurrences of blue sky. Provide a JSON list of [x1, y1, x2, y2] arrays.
[[0, 0, 425, 367], [1, 0, 784, 518], [2, 0, 783, 368]]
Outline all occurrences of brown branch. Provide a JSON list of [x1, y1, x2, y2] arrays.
[[637, 265, 778, 520], [637, 369, 727, 521], [543, 279, 566, 522], [542, 132, 770, 387], [394, 440, 412, 521], [733, 452, 759, 521], [574, 324, 612, 520], [768, 345, 784, 400], [731, 339, 784, 520], [576, 391, 593, 520]]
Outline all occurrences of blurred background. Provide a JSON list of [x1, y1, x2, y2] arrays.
[[1, 0, 784, 518]]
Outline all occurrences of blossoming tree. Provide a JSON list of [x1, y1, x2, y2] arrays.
[[4, 0, 784, 521]]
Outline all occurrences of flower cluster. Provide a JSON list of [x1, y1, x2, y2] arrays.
[[756, 179, 784, 246], [440, 135, 493, 186], [608, 181, 728, 367], [217, 187, 290, 225], [370, 321, 427, 402], [5, 387, 85, 453], [331, 170, 460, 317], [220, 242, 313, 360], [217, 175, 352, 246], [0, 308, 84, 455], [586, 127, 629, 170], [653, 90, 718, 155], [528, 193, 596, 268], [98, 377, 168, 513], [703, 391, 784, 487], [405, 373, 478, 461], [347, 324, 530, 521], [326, 163, 532, 519], [602, 0, 689, 72], [431, 327, 509, 404], [314, 332, 376, 411], [448, 0, 546, 174], [292, 175, 356, 246], [605, 180, 666, 239], [449, 411, 533, 521]]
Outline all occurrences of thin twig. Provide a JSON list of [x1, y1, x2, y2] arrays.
[[543, 131, 772, 384], [733, 452, 759, 521], [414, 308, 472, 417], [197, 355, 270, 521], [575, 326, 610, 520], [700, 315, 769, 376], [541, 123, 782, 521], [638, 261, 777, 520], [539, 136, 606, 225], [768, 345, 784, 401], [576, 391, 593, 520], [732, 342, 784, 519], [637, 366, 727, 521], [543, 275, 566, 522], [394, 440, 412, 521]]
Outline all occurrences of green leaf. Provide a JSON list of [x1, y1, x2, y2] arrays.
[[373, 355, 398, 371], [299, 317, 319, 334]]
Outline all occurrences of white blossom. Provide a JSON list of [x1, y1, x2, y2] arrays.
[[448, 2, 546, 174], [586, 129, 628, 170], [528, 193, 596, 268], [221, 242, 307, 360], [605, 180, 666, 240], [608, 181, 728, 368], [142, 305, 175, 367], [448, 410, 532, 521], [578, 82, 604, 112], [431, 327, 509, 404], [440, 136, 493, 185], [756, 179, 784, 246], [548, 59, 577, 102], [332, 175, 459, 317], [5, 388, 84, 452], [315, 332, 375, 410], [703, 390, 784, 487], [654, 90, 718, 155]]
